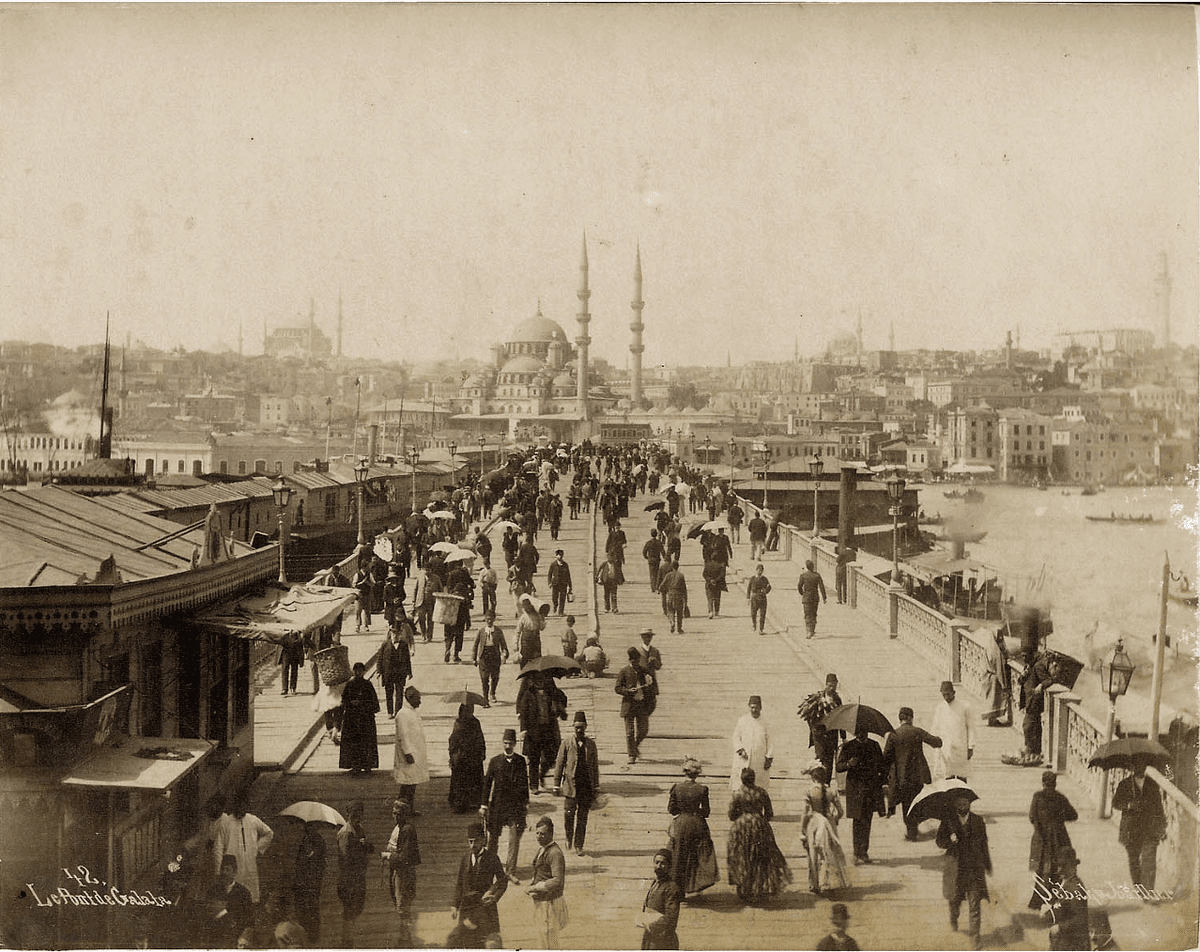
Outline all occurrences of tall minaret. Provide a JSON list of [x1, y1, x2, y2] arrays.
[[262, 318, 268, 354], [575, 232, 591, 420], [629, 244, 645, 405], [337, 291, 344, 358], [1005, 330, 1014, 370], [1154, 251, 1171, 346]]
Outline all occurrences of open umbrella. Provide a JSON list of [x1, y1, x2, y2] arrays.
[[906, 778, 977, 826], [1087, 737, 1171, 771], [373, 537, 394, 562], [442, 688, 489, 707], [426, 510, 457, 521], [700, 520, 726, 532], [444, 549, 477, 563], [278, 801, 346, 826], [430, 541, 460, 554], [643, 501, 666, 512], [516, 654, 583, 679], [487, 520, 520, 534], [819, 703, 893, 737], [686, 522, 709, 540]]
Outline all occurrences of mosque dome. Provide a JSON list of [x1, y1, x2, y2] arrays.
[[500, 355, 544, 375], [509, 311, 568, 344], [552, 371, 575, 389]]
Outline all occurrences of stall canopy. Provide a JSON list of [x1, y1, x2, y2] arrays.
[[61, 734, 215, 791], [192, 583, 357, 645]]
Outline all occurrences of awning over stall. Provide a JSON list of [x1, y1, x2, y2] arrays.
[[191, 583, 357, 645], [61, 734, 215, 790]]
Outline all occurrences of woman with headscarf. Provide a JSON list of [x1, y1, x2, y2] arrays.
[[448, 703, 487, 813], [727, 767, 791, 904], [665, 758, 719, 896], [799, 764, 849, 895], [515, 594, 545, 664]]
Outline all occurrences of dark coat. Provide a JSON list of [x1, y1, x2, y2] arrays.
[[448, 714, 487, 812], [338, 675, 380, 770], [1029, 787, 1077, 872], [641, 877, 683, 950], [481, 753, 530, 826], [837, 736, 888, 819], [452, 848, 508, 939], [936, 811, 991, 901], [1112, 775, 1166, 846], [378, 633, 413, 686], [883, 722, 942, 790], [615, 662, 654, 719]]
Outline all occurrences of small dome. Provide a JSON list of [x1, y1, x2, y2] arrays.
[[460, 372, 489, 389], [501, 355, 544, 375], [552, 372, 575, 389], [509, 311, 568, 344]]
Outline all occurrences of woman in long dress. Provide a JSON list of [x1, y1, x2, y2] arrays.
[[338, 663, 380, 774], [727, 768, 791, 904], [666, 758, 719, 896], [447, 703, 487, 813], [800, 765, 849, 895]]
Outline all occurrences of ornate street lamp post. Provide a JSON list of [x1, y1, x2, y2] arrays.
[[728, 437, 737, 487], [478, 435, 486, 480], [704, 436, 712, 467], [407, 447, 420, 513], [354, 457, 369, 547], [272, 477, 293, 584], [809, 455, 825, 538], [448, 441, 458, 484], [1099, 639, 1136, 817], [886, 473, 906, 585]]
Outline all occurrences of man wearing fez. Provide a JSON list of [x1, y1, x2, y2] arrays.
[[448, 822, 508, 950], [808, 674, 844, 782], [637, 848, 683, 951], [553, 711, 601, 856], [481, 727, 531, 884]]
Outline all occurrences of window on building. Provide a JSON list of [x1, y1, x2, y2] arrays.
[[178, 459, 185, 473], [255, 459, 267, 473], [219, 460, 228, 474], [238, 460, 247, 475]]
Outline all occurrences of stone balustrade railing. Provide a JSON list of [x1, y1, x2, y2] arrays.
[[739, 496, 1195, 898]]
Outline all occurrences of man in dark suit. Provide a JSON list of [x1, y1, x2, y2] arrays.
[[615, 647, 655, 764], [936, 794, 991, 949], [480, 728, 530, 884], [1112, 764, 1167, 894], [206, 854, 253, 947], [837, 727, 888, 864], [882, 706, 943, 840], [553, 711, 601, 855], [448, 822, 509, 949], [547, 550, 573, 615], [638, 848, 683, 950]]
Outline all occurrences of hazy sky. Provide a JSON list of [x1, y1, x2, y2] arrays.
[[2, 4, 1196, 367]]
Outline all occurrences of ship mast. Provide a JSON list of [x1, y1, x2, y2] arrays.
[[98, 313, 112, 459]]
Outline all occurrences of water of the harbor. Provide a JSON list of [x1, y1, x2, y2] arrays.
[[922, 482, 1199, 733]]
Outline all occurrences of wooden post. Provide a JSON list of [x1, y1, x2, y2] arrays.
[[1150, 552, 1169, 743]]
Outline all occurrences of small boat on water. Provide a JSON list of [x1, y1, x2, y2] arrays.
[[1084, 513, 1157, 524], [963, 488, 985, 503], [1080, 485, 1100, 496]]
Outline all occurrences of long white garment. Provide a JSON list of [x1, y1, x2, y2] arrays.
[[730, 713, 773, 792], [210, 812, 274, 902], [393, 704, 430, 785], [931, 697, 973, 779]]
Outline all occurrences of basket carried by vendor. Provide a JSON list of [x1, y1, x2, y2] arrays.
[[314, 644, 352, 686]]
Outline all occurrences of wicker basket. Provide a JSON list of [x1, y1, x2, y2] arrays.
[[432, 592, 465, 625], [314, 644, 352, 686]]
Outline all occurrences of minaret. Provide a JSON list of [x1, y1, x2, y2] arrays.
[[337, 292, 344, 358], [575, 233, 591, 420], [1154, 251, 1171, 346], [1005, 330, 1014, 370], [262, 318, 268, 354], [630, 244, 645, 405]]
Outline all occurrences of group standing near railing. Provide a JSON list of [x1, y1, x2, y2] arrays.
[[738, 496, 1198, 902]]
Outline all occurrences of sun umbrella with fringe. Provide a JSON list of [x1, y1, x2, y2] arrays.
[[278, 801, 346, 826], [906, 779, 977, 826]]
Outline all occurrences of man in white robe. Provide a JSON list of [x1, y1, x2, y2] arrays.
[[930, 680, 973, 780], [394, 686, 430, 811], [730, 695, 774, 792]]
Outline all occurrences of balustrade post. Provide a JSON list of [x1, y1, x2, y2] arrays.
[[1046, 686, 1072, 773], [849, 562, 859, 609], [888, 587, 899, 637], [782, 528, 792, 562], [949, 624, 965, 683]]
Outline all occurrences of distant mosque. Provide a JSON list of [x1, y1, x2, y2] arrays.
[[452, 234, 648, 442]]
